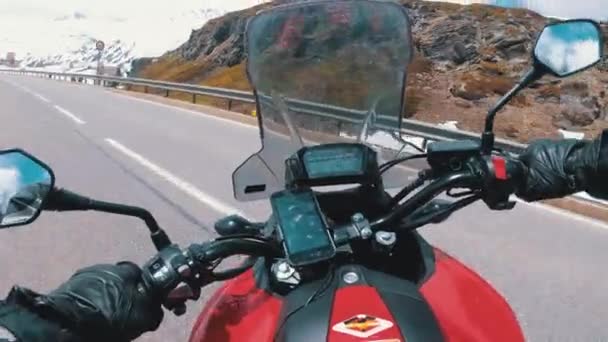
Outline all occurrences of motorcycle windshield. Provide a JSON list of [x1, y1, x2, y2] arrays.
[[233, 0, 413, 201]]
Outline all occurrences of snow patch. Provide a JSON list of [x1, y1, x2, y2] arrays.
[[438, 121, 459, 130], [20, 37, 135, 73], [2, 8, 225, 72], [558, 129, 585, 140]]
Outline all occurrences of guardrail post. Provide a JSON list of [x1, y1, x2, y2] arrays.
[[165, 89, 169, 97], [192, 94, 196, 104], [144, 86, 149, 94], [228, 99, 233, 110]]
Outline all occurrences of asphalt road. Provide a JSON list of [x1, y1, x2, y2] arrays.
[[0, 75, 607, 342]]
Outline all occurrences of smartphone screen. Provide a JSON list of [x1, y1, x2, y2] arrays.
[[271, 190, 336, 266]]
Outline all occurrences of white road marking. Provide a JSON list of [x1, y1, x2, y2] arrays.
[[33, 93, 50, 103], [111, 91, 257, 131], [53, 105, 86, 125], [2, 79, 52, 104], [105, 138, 246, 218]]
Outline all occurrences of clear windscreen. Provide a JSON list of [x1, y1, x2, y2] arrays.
[[233, 0, 414, 201]]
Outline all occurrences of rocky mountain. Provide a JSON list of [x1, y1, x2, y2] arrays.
[[137, 0, 608, 142], [21, 36, 135, 73]]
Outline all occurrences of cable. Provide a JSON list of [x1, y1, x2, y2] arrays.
[[379, 154, 426, 175], [388, 172, 428, 208], [273, 265, 336, 342]]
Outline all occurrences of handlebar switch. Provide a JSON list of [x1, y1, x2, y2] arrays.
[[143, 248, 184, 293], [480, 154, 523, 210], [141, 244, 199, 315], [427, 140, 481, 174]]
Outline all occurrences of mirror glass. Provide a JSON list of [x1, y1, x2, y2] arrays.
[[534, 20, 603, 77], [0, 151, 53, 227]]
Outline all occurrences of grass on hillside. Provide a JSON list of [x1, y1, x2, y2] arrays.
[[134, 51, 432, 117], [139, 56, 211, 83]]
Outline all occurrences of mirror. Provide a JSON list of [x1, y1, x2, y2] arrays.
[[0, 150, 54, 228], [534, 20, 603, 77]]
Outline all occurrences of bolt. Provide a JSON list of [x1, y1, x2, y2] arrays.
[[375, 231, 397, 246], [352, 213, 364, 223], [343, 272, 359, 284], [361, 227, 373, 240]]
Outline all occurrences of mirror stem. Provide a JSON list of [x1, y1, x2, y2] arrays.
[[45, 188, 172, 250], [481, 67, 542, 154]]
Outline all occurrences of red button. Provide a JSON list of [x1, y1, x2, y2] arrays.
[[492, 156, 507, 180]]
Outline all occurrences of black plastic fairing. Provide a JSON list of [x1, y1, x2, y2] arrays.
[[274, 272, 338, 342], [354, 266, 444, 342]]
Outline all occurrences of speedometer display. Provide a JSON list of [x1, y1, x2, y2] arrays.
[[302, 144, 365, 179]]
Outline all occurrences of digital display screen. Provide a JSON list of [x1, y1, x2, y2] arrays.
[[303, 145, 364, 179], [272, 190, 333, 259]]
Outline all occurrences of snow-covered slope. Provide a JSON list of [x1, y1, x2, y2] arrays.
[[20, 36, 135, 73], [5, 8, 225, 73]]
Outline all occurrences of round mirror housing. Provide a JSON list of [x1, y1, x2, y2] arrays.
[[534, 19, 604, 78], [214, 215, 254, 236], [0, 149, 54, 228]]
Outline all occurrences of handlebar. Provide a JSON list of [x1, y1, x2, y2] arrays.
[[371, 170, 482, 228], [141, 236, 281, 315], [141, 151, 527, 315]]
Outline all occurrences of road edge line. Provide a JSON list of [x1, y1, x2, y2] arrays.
[[53, 105, 86, 125], [109, 91, 257, 131], [105, 138, 246, 218]]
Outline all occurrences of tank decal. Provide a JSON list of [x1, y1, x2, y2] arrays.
[[419, 249, 525, 342], [328, 285, 404, 341], [345, 266, 444, 342]]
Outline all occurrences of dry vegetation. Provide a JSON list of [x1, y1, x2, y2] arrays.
[[129, 0, 608, 142]]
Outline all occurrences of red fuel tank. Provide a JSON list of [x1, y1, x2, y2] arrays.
[[189, 249, 524, 342]]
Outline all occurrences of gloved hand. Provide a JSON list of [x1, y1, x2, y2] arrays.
[[9, 262, 164, 341], [517, 137, 600, 202]]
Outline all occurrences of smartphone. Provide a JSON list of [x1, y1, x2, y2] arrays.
[[270, 189, 336, 266]]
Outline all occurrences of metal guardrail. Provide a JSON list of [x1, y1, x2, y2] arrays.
[[1, 68, 526, 152], [1, 68, 604, 208], [3, 69, 255, 104]]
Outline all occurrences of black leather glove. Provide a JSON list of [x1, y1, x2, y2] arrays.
[[11, 262, 164, 342], [517, 132, 605, 202]]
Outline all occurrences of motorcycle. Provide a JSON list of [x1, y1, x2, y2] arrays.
[[0, 1, 603, 341]]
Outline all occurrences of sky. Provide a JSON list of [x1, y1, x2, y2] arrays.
[[0, 0, 259, 58], [433, 0, 607, 20]]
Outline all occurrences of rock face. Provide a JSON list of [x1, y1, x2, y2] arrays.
[[130, 57, 156, 77], [175, 11, 249, 67], [138, 0, 608, 142]]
